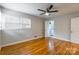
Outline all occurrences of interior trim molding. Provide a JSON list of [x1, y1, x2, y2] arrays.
[[1, 36, 44, 47], [52, 36, 70, 42], [2, 36, 79, 48], [53, 36, 79, 44], [70, 40, 79, 44]]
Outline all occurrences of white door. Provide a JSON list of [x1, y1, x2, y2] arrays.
[[71, 17, 79, 44]]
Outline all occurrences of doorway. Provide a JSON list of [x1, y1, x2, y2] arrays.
[[45, 20, 54, 37]]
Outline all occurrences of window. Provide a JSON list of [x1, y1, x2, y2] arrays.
[[22, 17, 31, 29], [0, 13, 31, 30]]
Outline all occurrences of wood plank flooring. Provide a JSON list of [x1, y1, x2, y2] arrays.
[[1, 37, 79, 55]]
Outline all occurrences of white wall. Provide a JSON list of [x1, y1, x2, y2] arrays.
[[50, 12, 79, 42], [1, 7, 45, 47], [53, 15, 70, 41]]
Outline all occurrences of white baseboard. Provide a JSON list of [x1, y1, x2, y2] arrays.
[[1, 36, 43, 47], [52, 36, 79, 44], [52, 36, 70, 42], [2, 36, 79, 48], [70, 40, 79, 44]]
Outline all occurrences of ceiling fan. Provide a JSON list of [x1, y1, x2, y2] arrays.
[[37, 5, 58, 16]]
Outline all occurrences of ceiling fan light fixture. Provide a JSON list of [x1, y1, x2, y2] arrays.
[[38, 5, 58, 16], [45, 13, 50, 16]]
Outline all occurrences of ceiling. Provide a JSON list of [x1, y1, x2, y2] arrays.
[[0, 3, 79, 19]]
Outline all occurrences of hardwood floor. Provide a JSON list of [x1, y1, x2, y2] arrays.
[[1, 37, 79, 55]]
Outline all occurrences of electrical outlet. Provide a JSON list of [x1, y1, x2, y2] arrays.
[[34, 36, 37, 38]]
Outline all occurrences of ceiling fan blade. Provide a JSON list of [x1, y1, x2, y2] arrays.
[[47, 5, 53, 12], [47, 8, 49, 12], [48, 5, 53, 10], [40, 13, 45, 15], [49, 10, 58, 13], [38, 9, 46, 12]]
